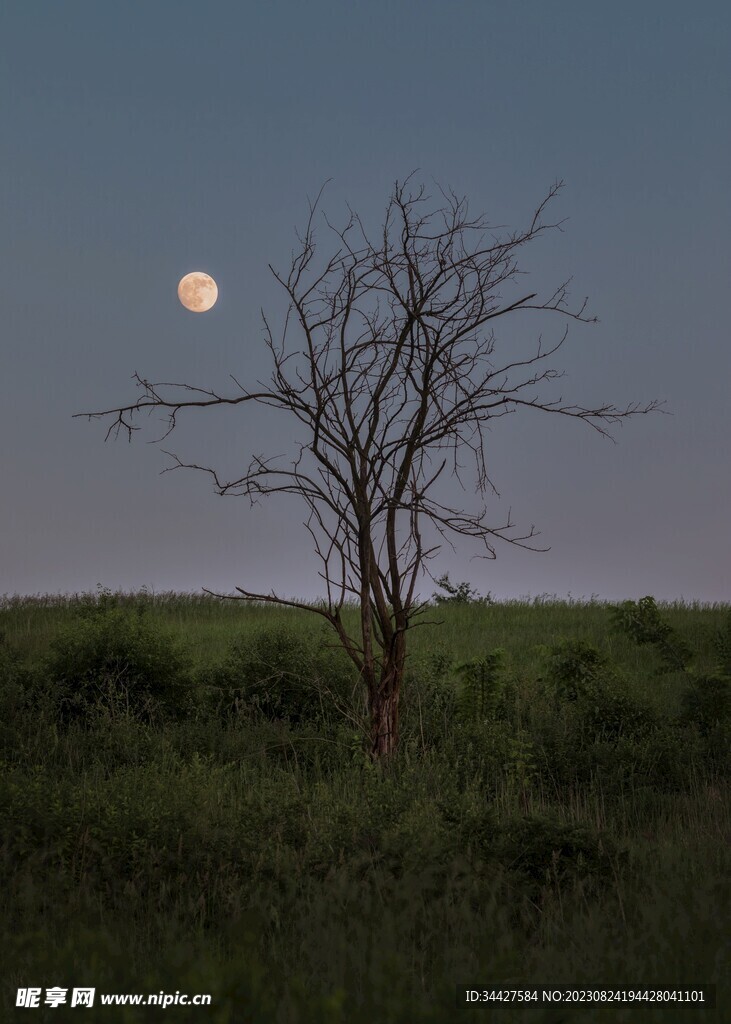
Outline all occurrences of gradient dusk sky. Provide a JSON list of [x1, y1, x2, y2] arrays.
[[1, 1, 729, 605]]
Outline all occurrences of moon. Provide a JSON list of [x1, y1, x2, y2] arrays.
[[177, 271, 218, 313]]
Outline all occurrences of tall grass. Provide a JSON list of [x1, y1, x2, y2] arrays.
[[1, 590, 728, 1022]]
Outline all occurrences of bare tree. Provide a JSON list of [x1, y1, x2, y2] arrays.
[[76, 176, 665, 759]]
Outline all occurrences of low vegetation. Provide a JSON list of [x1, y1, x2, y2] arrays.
[[1, 588, 728, 1022]]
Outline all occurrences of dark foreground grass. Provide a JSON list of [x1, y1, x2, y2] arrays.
[[0, 591, 729, 1022]]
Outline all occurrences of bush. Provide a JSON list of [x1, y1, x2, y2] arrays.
[[206, 625, 356, 726], [536, 634, 657, 743], [531, 708, 596, 790], [678, 673, 731, 736], [537, 636, 619, 702], [400, 644, 462, 752], [431, 574, 493, 605], [494, 814, 624, 903], [43, 589, 195, 722], [0, 631, 33, 722], [609, 595, 693, 675], [454, 649, 507, 726], [711, 609, 731, 677], [444, 718, 512, 790], [580, 686, 658, 744]]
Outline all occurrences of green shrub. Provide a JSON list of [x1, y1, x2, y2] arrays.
[[675, 611, 731, 738], [537, 636, 618, 702], [529, 679, 676, 795], [629, 723, 707, 790], [0, 636, 44, 760], [43, 589, 195, 722], [494, 814, 624, 902], [580, 686, 658, 743], [0, 631, 16, 678], [678, 673, 731, 736], [694, 720, 731, 774], [208, 625, 355, 726], [711, 609, 731, 677], [399, 645, 458, 754], [609, 595, 693, 675], [0, 632, 25, 712], [445, 718, 517, 792], [454, 649, 506, 725], [536, 634, 657, 744], [312, 633, 361, 720], [431, 574, 493, 605], [607, 597, 730, 764], [532, 714, 596, 790]]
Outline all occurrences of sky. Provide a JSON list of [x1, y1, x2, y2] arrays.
[[1, 0, 729, 606]]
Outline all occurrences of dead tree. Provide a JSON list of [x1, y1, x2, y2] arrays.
[[76, 176, 665, 759]]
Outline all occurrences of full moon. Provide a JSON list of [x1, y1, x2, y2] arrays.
[[177, 271, 218, 312]]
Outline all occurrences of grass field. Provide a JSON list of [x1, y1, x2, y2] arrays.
[[1, 590, 729, 1022]]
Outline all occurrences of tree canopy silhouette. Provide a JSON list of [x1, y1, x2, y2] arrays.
[[76, 176, 665, 758]]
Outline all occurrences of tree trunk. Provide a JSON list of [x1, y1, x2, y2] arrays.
[[369, 662, 403, 759]]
